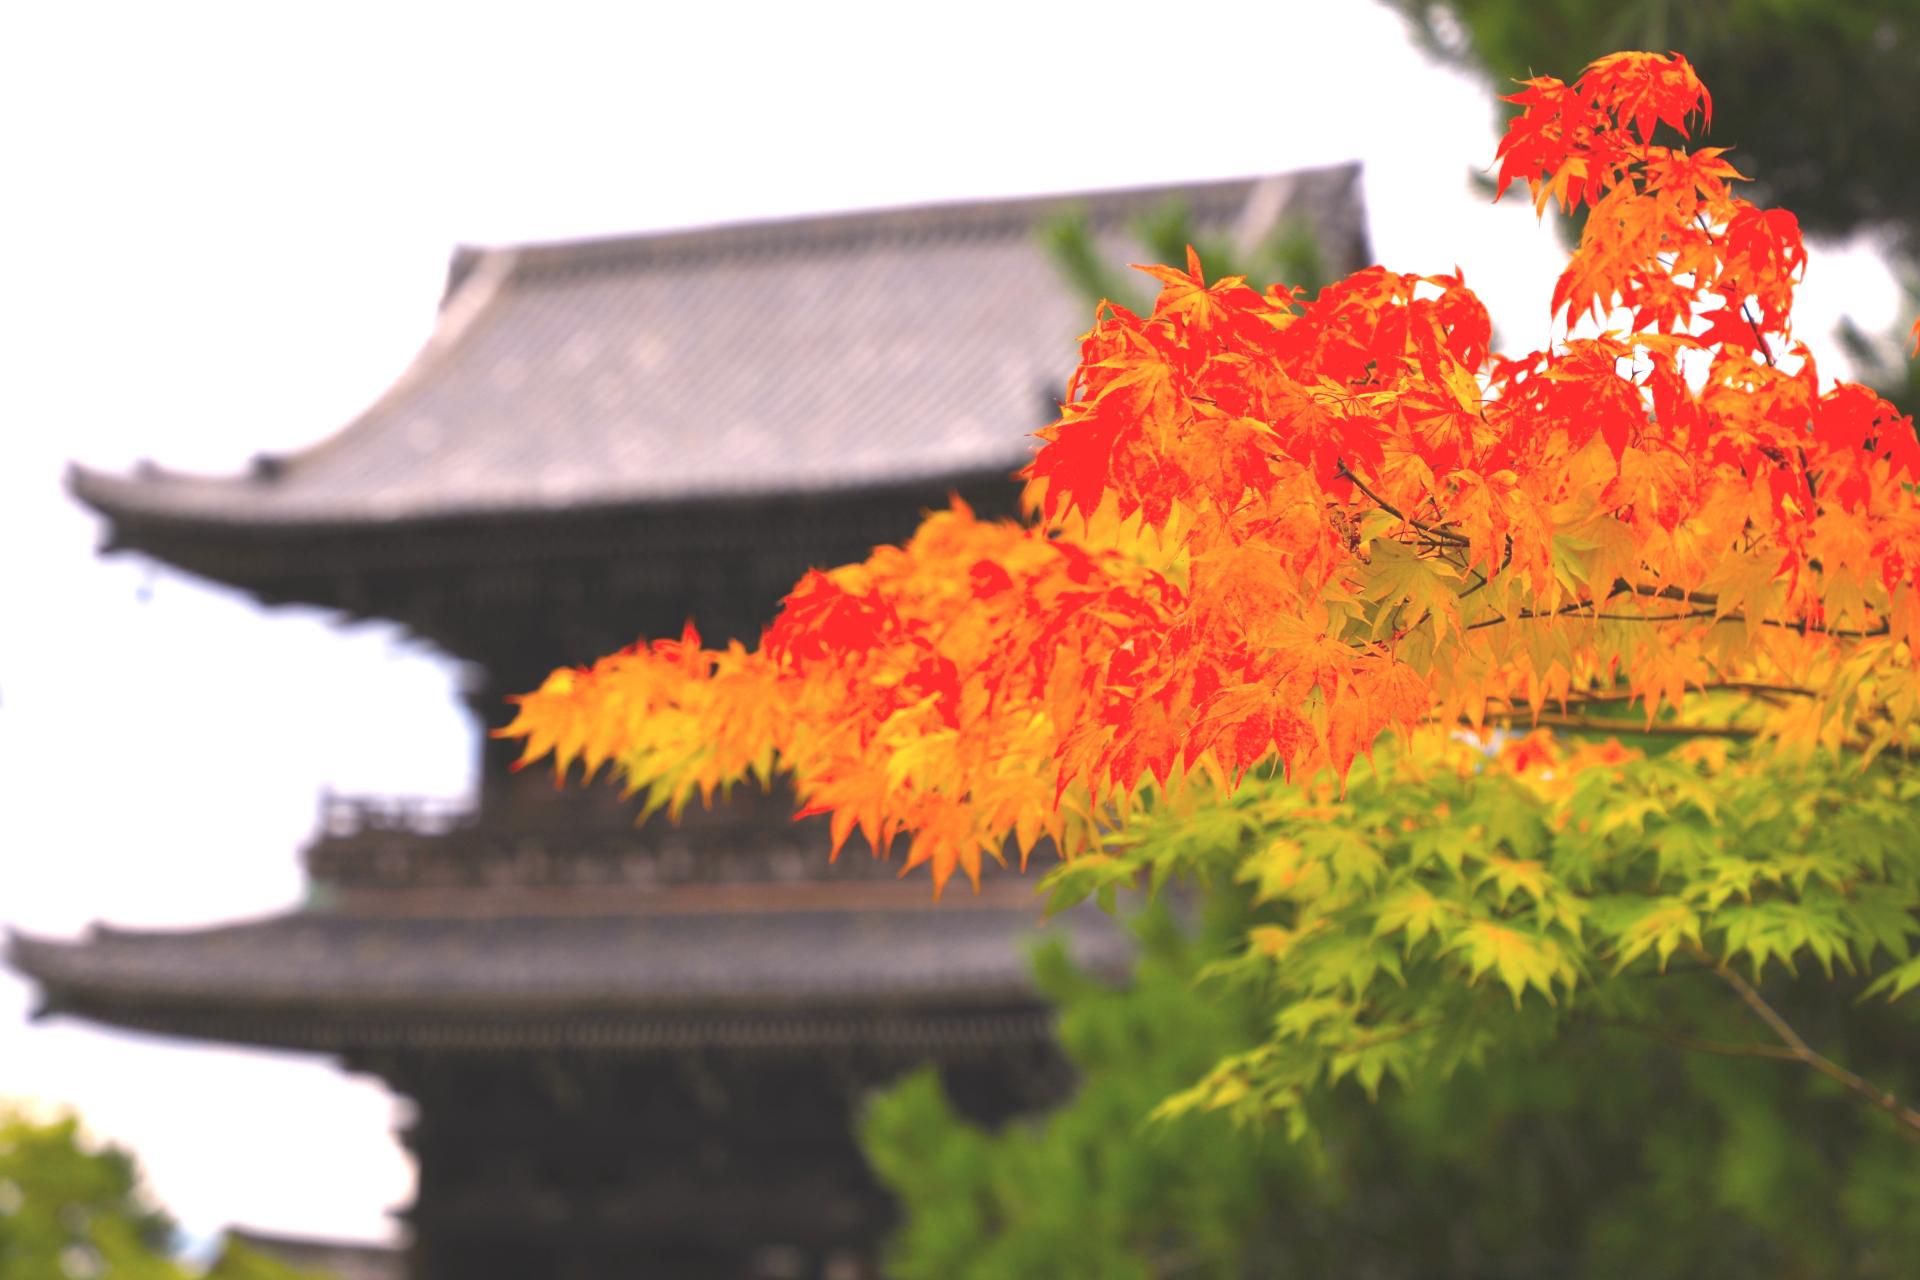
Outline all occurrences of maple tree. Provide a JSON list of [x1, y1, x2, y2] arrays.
[[505, 53, 1920, 1138], [1064, 732, 1920, 1145], [865, 888, 1920, 1276]]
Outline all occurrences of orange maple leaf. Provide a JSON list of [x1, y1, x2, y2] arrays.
[[504, 53, 1920, 896]]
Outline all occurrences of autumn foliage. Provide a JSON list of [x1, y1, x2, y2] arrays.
[[504, 52, 1920, 897]]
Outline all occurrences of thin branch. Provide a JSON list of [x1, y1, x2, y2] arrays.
[[1464, 713, 1760, 739], [1464, 596, 1601, 631], [1694, 210, 1774, 367], [1758, 617, 1892, 639], [1614, 578, 1719, 607], [1593, 608, 1719, 622], [1483, 681, 1816, 706], [1740, 298, 1776, 367], [1686, 944, 1920, 1143], [1699, 681, 1818, 699], [1615, 602, 1888, 637], [1587, 1017, 1801, 1061], [1459, 593, 1889, 640], [1335, 461, 1473, 548]]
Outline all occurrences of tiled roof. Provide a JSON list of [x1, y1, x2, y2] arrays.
[[225, 1231, 402, 1280], [8, 886, 1132, 1051], [70, 165, 1368, 529]]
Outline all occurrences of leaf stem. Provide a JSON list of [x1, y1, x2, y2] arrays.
[[1335, 461, 1473, 548]]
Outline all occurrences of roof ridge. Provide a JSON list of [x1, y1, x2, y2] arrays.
[[67, 160, 1371, 538], [494, 165, 1360, 282]]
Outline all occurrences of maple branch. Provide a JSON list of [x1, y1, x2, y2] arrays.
[[1463, 581, 1720, 633], [1463, 595, 1606, 632], [1612, 579, 1719, 607], [1335, 461, 1472, 548], [1685, 944, 1920, 1143], [1462, 713, 1759, 739], [1760, 617, 1892, 639], [1587, 1017, 1801, 1062], [1697, 681, 1812, 698], [1694, 211, 1774, 367], [1740, 298, 1776, 368], [1599, 592, 1881, 636], [1460, 579, 1889, 639], [1520, 682, 1815, 705], [1593, 609, 1718, 623], [1474, 682, 1814, 714]]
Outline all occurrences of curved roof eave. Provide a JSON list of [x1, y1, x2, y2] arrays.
[[68, 164, 1370, 536], [6, 903, 1131, 1019]]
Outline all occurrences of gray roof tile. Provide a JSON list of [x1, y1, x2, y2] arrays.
[[8, 888, 1133, 1045], [71, 166, 1368, 528]]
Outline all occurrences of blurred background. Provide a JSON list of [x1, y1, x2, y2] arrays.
[[0, 0, 1906, 1259]]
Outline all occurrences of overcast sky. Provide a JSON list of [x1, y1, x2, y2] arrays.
[[0, 0, 1901, 1251]]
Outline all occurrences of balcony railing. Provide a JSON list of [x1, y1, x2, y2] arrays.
[[318, 789, 476, 840]]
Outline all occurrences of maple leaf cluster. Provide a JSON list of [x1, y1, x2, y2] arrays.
[[504, 506, 1176, 884], [504, 52, 1920, 895], [1102, 730, 1920, 1141]]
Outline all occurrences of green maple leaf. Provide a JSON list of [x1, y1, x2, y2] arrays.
[[1449, 919, 1572, 1004], [1360, 539, 1464, 642]]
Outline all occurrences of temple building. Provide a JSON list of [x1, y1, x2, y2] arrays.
[[10, 166, 1369, 1280]]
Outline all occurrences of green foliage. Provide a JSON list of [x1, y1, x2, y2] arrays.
[[1038, 201, 1330, 317], [866, 896, 1920, 1277], [863, 906, 1310, 1280], [1043, 736, 1920, 1135], [0, 1108, 185, 1280], [0, 1109, 326, 1280], [1389, 0, 1920, 255], [1300, 982, 1920, 1277], [868, 753, 1920, 1276], [987, 734, 1920, 1275]]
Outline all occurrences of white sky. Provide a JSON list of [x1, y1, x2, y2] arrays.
[[0, 0, 1902, 1251]]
